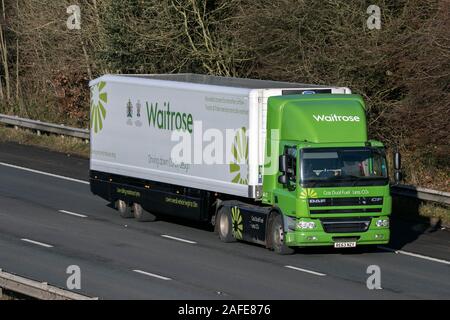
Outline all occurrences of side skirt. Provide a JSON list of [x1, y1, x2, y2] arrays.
[[90, 170, 213, 222], [220, 201, 272, 246]]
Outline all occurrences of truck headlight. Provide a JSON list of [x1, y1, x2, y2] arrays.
[[376, 219, 389, 227], [297, 221, 316, 229]]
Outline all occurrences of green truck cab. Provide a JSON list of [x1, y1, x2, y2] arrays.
[[261, 94, 391, 252]]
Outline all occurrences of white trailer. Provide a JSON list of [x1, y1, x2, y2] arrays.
[[89, 74, 350, 199]]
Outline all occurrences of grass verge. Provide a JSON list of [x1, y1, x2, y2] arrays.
[[393, 196, 450, 228], [419, 203, 450, 228], [0, 125, 89, 158]]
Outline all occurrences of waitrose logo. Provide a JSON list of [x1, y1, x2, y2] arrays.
[[146, 102, 194, 133], [313, 114, 361, 122]]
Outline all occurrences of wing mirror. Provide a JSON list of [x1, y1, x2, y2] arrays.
[[279, 155, 288, 173], [278, 155, 289, 186]]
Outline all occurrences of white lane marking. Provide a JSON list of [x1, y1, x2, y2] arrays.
[[161, 235, 197, 244], [378, 246, 450, 265], [285, 265, 327, 277], [58, 210, 88, 218], [133, 269, 172, 281], [21, 238, 54, 248], [0, 162, 89, 185]]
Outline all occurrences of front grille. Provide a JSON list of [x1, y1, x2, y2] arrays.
[[310, 208, 382, 214], [321, 218, 371, 233], [309, 197, 383, 207]]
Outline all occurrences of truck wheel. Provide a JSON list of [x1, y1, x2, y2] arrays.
[[269, 214, 295, 255], [217, 207, 236, 243], [116, 200, 133, 218], [133, 203, 156, 222]]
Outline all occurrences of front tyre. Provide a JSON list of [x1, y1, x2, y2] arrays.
[[269, 214, 295, 255], [217, 207, 236, 243]]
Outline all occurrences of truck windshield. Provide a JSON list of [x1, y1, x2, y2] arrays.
[[301, 147, 388, 187]]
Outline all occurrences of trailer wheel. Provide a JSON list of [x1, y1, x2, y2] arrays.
[[133, 203, 156, 222], [116, 200, 133, 218], [217, 207, 236, 243], [269, 214, 294, 255]]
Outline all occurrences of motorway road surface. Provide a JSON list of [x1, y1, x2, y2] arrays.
[[0, 142, 449, 299]]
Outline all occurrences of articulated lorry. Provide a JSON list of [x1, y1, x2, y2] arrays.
[[89, 74, 396, 254]]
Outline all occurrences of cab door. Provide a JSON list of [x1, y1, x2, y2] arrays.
[[273, 145, 298, 216]]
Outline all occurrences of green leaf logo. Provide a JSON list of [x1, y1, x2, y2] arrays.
[[299, 188, 318, 199], [90, 81, 108, 133], [229, 127, 248, 184], [231, 206, 243, 240]]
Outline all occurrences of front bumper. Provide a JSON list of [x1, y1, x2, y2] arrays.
[[284, 227, 390, 247]]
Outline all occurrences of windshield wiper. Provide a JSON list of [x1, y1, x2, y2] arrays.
[[325, 175, 359, 181], [302, 175, 357, 187], [324, 175, 363, 186]]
